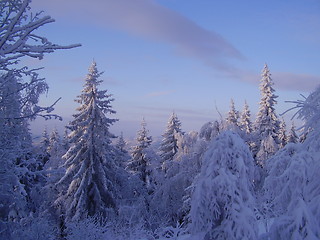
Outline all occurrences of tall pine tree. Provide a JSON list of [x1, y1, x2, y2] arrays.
[[56, 61, 118, 221], [255, 64, 280, 166]]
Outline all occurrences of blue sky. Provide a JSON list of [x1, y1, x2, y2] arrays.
[[28, 0, 320, 138]]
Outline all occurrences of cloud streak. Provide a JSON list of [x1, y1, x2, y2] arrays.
[[32, 0, 243, 73], [145, 90, 174, 98], [236, 69, 320, 92]]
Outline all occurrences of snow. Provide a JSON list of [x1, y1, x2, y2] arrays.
[[1, 1, 320, 239]]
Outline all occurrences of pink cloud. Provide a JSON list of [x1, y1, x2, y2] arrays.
[[272, 72, 320, 92], [236, 69, 320, 92], [31, 0, 243, 73]]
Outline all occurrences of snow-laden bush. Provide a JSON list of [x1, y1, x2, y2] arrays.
[[190, 131, 258, 240], [264, 143, 320, 239], [6, 215, 57, 240], [65, 214, 155, 240]]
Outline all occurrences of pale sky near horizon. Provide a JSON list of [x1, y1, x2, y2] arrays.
[[28, 0, 320, 139]]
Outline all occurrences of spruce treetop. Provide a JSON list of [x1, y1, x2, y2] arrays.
[[256, 64, 280, 137]]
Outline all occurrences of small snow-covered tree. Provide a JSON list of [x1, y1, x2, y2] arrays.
[[255, 64, 280, 165], [159, 112, 183, 172], [287, 122, 299, 144], [127, 119, 152, 184], [240, 101, 253, 135], [48, 128, 61, 157], [38, 127, 50, 167], [190, 131, 258, 239], [226, 99, 239, 130], [116, 132, 126, 153], [278, 118, 287, 148], [56, 61, 119, 221], [239, 101, 255, 151]]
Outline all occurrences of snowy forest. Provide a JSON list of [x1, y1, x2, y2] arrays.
[[1, 1, 320, 239]]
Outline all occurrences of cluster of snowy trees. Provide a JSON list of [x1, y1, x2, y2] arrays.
[[1, 1, 319, 239]]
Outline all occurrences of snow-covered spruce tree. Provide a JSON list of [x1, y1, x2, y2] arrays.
[[287, 121, 299, 144], [190, 131, 258, 239], [48, 128, 62, 156], [278, 118, 287, 149], [226, 98, 240, 130], [239, 101, 255, 151], [255, 64, 280, 166], [127, 119, 152, 184], [159, 112, 183, 172], [56, 61, 119, 221], [116, 132, 126, 153], [240, 101, 253, 135], [37, 127, 51, 168], [44, 127, 64, 182]]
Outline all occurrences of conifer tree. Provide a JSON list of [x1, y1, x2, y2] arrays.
[[48, 127, 62, 157], [240, 101, 252, 134], [226, 98, 239, 129], [278, 118, 288, 148], [287, 122, 299, 144], [40, 128, 50, 150], [56, 61, 118, 221], [38, 127, 50, 167], [127, 119, 152, 184], [159, 112, 183, 172], [255, 64, 280, 165], [116, 132, 126, 153]]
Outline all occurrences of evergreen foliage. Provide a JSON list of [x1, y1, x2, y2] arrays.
[[56, 61, 119, 221], [128, 119, 152, 184], [116, 132, 127, 153], [255, 64, 280, 166], [287, 122, 299, 144], [159, 112, 183, 172], [240, 101, 253, 135], [278, 118, 288, 148], [226, 98, 239, 129]]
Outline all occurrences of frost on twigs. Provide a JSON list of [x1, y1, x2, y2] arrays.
[[0, 0, 80, 121], [0, 0, 81, 70]]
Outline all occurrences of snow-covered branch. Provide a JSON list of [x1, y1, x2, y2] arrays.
[[0, 0, 81, 70]]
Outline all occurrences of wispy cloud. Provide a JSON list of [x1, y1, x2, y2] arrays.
[[32, 0, 243, 73], [136, 105, 213, 117], [273, 72, 320, 92], [235, 69, 320, 92], [145, 90, 174, 98]]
